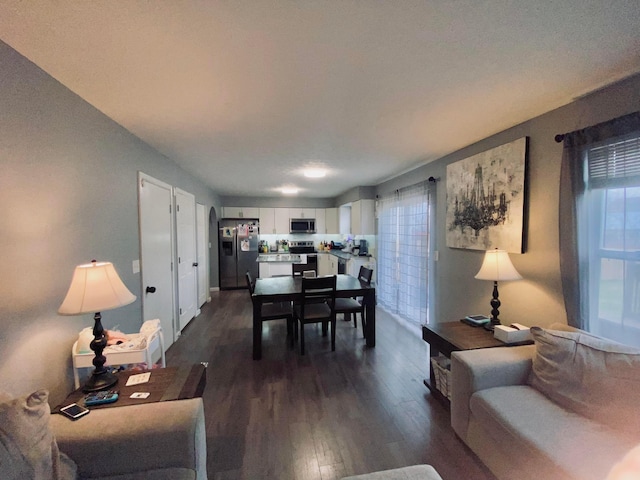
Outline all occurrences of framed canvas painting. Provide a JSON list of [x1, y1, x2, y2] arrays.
[[446, 137, 528, 253]]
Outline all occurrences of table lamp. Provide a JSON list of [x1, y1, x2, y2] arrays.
[[59, 260, 136, 392], [474, 248, 522, 331]]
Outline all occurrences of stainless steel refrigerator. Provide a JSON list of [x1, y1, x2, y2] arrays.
[[219, 219, 260, 289]]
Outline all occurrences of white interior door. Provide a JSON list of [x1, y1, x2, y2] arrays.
[[138, 172, 175, 350], [175, 188, 198, 331], [196, 203, 208, 309]]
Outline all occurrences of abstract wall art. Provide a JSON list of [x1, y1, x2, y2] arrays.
[[446, 137, 528, 253]]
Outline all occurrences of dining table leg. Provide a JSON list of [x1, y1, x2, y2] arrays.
[[253, 299, 262, 360], [364, 290, 376, 348]]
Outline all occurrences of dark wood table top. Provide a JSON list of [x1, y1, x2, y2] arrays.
[[253, 274, 374, 301], [422, 320, 533, 356], [55, 364, 206, 411]]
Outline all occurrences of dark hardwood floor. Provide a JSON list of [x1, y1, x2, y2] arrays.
[[166, 289, 496, 480]]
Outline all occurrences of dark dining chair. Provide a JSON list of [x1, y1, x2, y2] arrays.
[[293, 275, 337, 355], [246, 271, 295, 343], [292, 262, 317, 278], [334, 266, 373, 338]]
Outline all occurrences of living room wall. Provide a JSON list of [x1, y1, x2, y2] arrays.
[[0, 41, 221, 405], [376, 73, 640, 328]]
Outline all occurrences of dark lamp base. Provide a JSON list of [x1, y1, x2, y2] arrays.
[[82, 370, 118, 393]]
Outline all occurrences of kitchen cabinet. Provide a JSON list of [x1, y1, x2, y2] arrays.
[[259, 208, 276, 234], [347, 256, 376, 283], [315, 209, 326, 234], [351, 200, 375, 235], [289, 208, 316, 219], [339, 205, 351, 234], [324, 208, 338, 234], [223, 206, 260, 219], [317, 253, 338, 277], [274, 208, 290, 234]]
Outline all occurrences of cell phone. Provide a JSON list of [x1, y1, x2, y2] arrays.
[[60, 403, 90, 420], [84, 390, 119, 406]]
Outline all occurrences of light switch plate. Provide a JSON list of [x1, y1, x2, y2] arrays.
[[132, 259, 140, 274]]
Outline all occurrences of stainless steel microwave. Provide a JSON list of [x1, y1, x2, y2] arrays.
[[290, 218, 316, 234]]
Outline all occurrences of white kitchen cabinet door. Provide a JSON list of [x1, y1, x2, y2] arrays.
[[315, 209, 326, 234], [259, 262, 270, 278], [325, 208, 338, 234], [260, 208, 276, 234], [289, 208, 315, 219], [339, 205, 351, 234], [317, 253, 330, 277], [274, 208, 290, 234], [351, 200, 375, 235], [223, 206, 260, 219], [351, 201, 362, 235], [269, 263, 293, 277]]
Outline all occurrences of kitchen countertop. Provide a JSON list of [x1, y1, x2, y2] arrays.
[[321, 250, 373, 260], [257, 253, 302, 263]]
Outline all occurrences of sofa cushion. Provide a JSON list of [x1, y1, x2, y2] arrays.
[[0, 390, 77, 480], [470, 385, 637, 480], [528, 326, 640, 435], [341, 464, 443, 480]]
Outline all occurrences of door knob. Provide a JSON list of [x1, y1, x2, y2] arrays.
[[146, 286, 157, 293], [193, 262, 199, 267]]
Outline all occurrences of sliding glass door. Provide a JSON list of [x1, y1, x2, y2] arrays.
[[377, 182, 433, 327]]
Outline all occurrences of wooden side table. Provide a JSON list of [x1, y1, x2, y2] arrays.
[[55, 364, 206, 412], [422, 321, 531, 407]]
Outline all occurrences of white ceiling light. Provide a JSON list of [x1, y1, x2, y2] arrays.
[[281, 187, 299, 195], [303, 168, 326, 178]]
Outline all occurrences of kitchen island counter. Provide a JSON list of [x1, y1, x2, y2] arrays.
[[256, 253, 302, 263]]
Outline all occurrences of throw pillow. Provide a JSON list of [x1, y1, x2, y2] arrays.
[[528, 327, 640, 435], [0, 389, 77, 480]]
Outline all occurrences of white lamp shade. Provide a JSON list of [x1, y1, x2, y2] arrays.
[[58, 261, 136, 315], [474, 249, 522, 281]]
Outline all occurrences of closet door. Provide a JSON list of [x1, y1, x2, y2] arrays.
[[196, 203, 208, 309], [138, 172, 175, 350], [175, 188, 198, 331]]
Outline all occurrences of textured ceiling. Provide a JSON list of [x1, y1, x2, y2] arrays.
[[1, 1, 639, 198]]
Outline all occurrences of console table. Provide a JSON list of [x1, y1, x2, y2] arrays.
[[422, 321, 531, 406], [55, 364, 206, 411]]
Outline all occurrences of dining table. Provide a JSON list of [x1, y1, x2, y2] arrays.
[[252, 274, 376, 360]]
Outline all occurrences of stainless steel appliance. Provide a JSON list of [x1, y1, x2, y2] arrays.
[[219, 219, 259, 289], [288, 240, 315, 254], [289, 241, 317, 276], [358, 239, 369, 256], [290, 218, 316, 234]]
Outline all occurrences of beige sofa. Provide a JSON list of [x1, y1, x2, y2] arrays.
[[450, 326, 640, 480], [341, 464, 442, 479], [1, 390, 207, 480]]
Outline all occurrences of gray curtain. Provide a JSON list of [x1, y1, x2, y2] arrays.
[[558, 111, 640, 328]]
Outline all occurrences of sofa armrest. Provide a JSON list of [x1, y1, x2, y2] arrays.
[[50, 398, 207, 479], [450, 345, 535, 439]]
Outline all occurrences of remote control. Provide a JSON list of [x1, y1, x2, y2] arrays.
[[84, 390, 119, 406]]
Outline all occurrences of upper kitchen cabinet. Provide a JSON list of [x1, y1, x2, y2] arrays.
[[315, 209, 326, 234], [274, 208, 290, 234], [223, 206, 260, 219], [259, 208, 276, 234], [289, 208, 315, 219], [351, 200, 375, 235], [324, 208, 338, 234], [339, 205, 351, 235]]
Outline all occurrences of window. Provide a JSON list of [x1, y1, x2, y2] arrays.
[[377, 182, 433, 327], [581, 133, 640, 346]]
